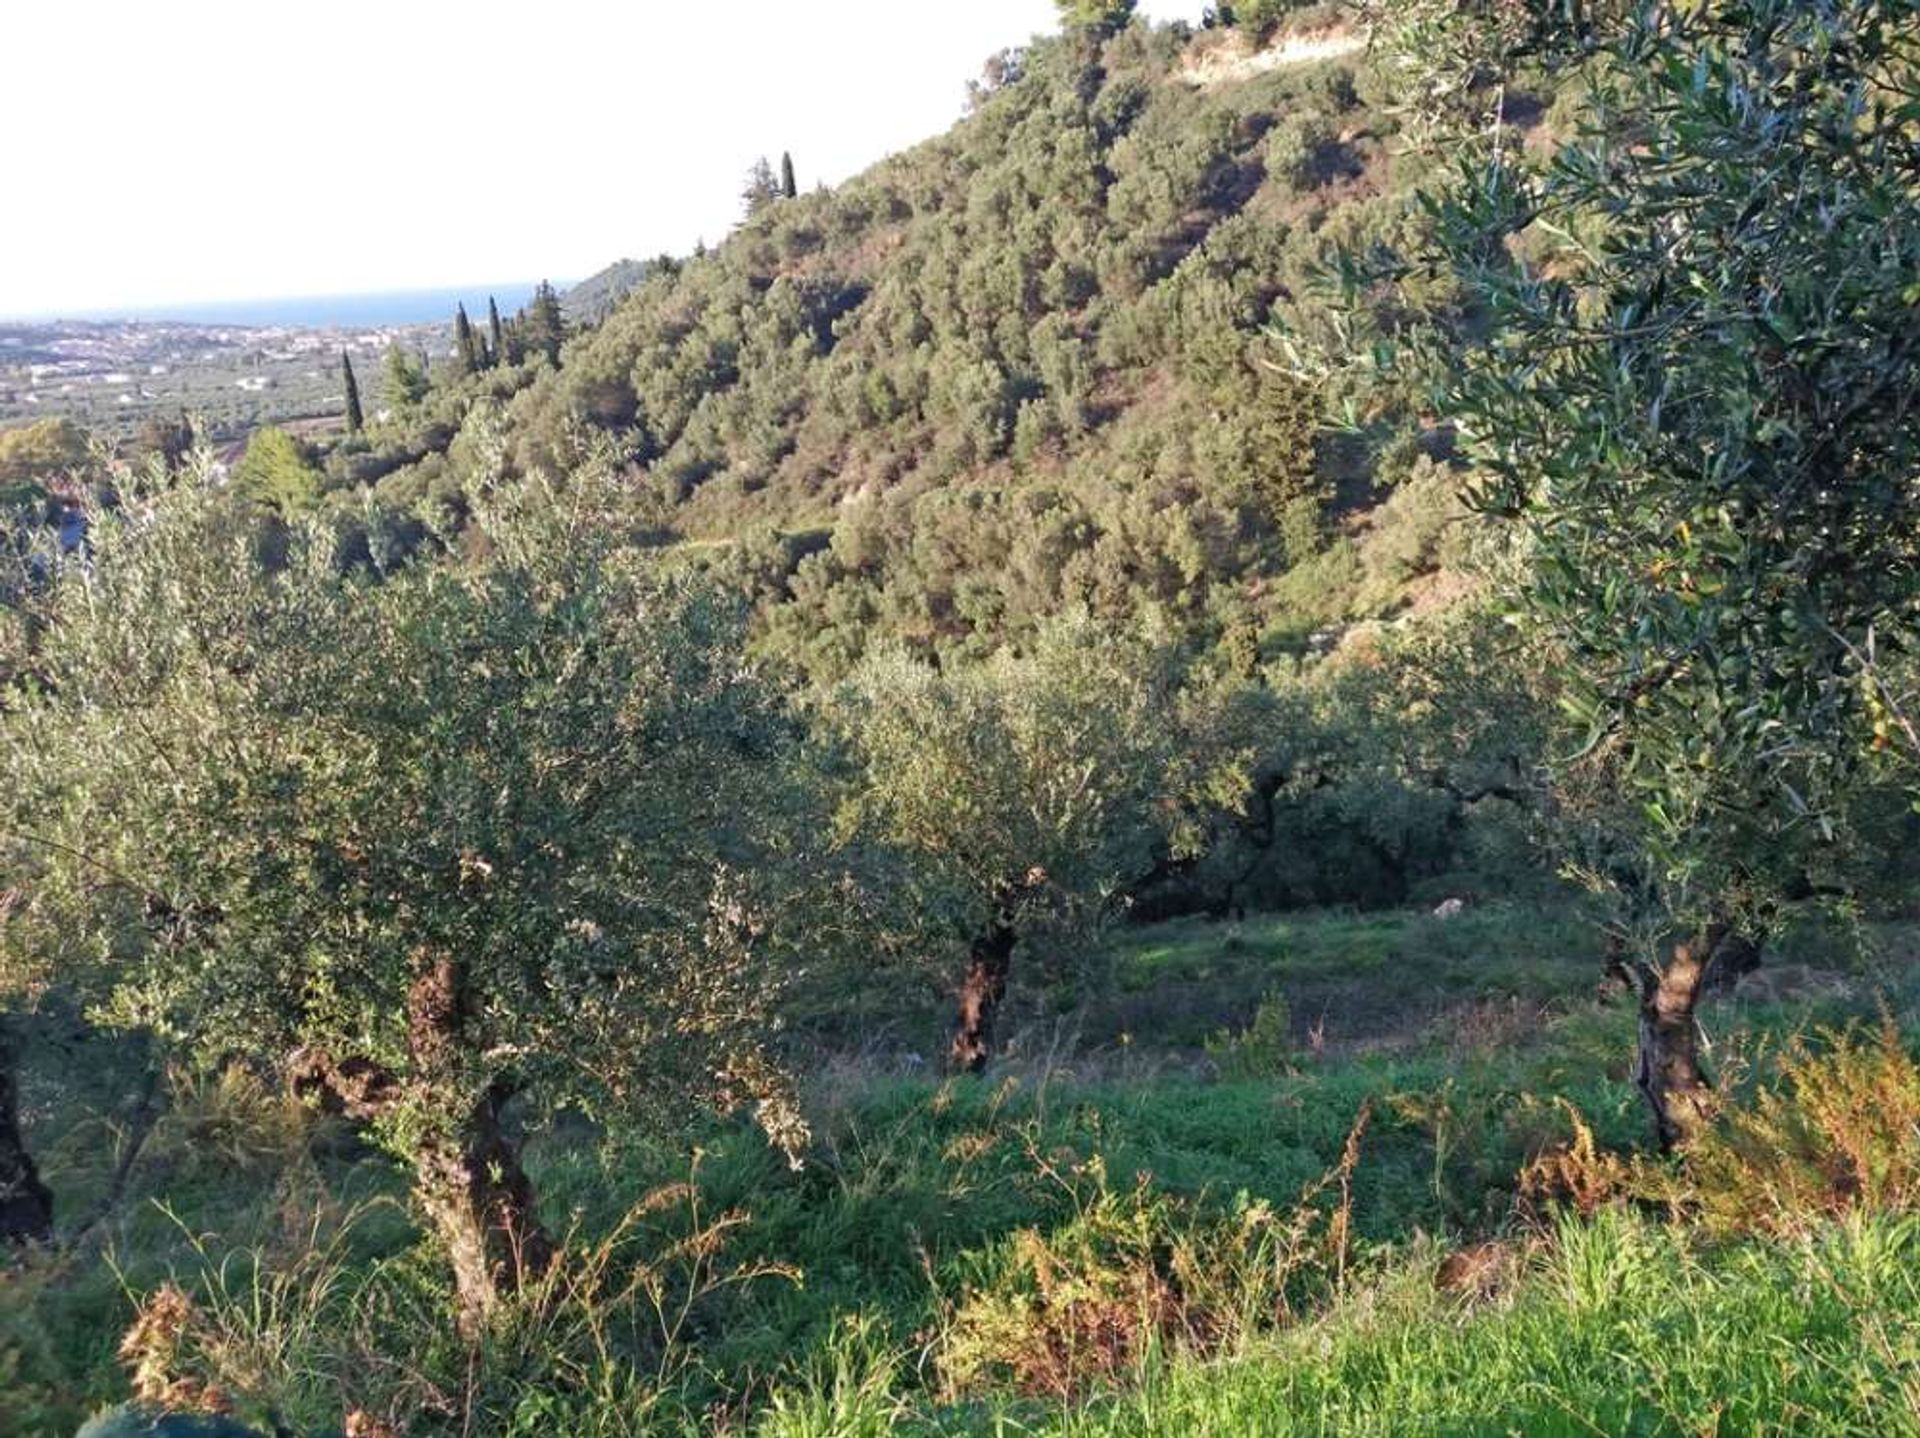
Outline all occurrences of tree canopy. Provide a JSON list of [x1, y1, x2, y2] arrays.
[[1348, 0, 1920, 1142], [0, 467, 823, 1323]]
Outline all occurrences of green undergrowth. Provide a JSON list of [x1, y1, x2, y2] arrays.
[[4, 905, 1914, 1436], [751, 1209, 1920, 1436]]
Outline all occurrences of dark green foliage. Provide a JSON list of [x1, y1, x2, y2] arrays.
[[1207, 0, 1318, 38], [338, 351, 362, 433], [380, 345, 427, 413], [1056, 0, 1136, 34], [780, 150, 797, 200], [1304, 0, 1920, 1148], [1363, 0, 1920, 925], [486, 295, 504, 368], [451, 302, 478, 376], [521, 281, 565, 366]]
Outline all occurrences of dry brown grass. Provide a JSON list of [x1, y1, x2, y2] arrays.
[[1520, 1023, 1920, 1238]]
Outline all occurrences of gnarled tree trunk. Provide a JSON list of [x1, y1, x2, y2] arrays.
[[1627, 933, 1718, 1152], [949, 923, 1015, 1074], [406, 955, 553, 1334], [0, 1014, 53, 1244], [413, 1080, 553, 1334]]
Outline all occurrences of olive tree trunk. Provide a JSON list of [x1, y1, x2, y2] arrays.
[[1617, 932, 1718, 1152], [0, 1015, 53, 1244], [413, 1081, 553, 1334], [949, 923, 1016, 1074], [406, 955, 553, 1334]]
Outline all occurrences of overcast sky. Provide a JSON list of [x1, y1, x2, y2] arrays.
[[1, 0, 1207, 317]]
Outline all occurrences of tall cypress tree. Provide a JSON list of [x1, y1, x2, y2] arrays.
[[452, 302, 479, 376], [487, 296, 505, 368], [780, 151, 798, 199], [341, 349, 364, 433]]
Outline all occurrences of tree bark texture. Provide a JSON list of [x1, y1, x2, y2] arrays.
[[1632, 933, 1718, 1152], [405, 955, 554, 1333], [949, 923, 1016, 1075]]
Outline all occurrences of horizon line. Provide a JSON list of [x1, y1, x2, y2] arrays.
[[0, 276, 595, 327]]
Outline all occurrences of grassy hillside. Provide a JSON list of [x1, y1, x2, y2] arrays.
[[9, 903, 1917, 1435]]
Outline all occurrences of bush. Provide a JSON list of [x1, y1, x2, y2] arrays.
[[1266, 113, 1333, 193], [936, 1107, 1366, 1399], [1205, 992, 1295, 1078], [1523, 1024, 1920, 1238], [1683, 1024, 1920, 1236]]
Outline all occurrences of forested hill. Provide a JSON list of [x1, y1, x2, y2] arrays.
[[561, 258, 651, 323], [351, 8, 1493, 681]]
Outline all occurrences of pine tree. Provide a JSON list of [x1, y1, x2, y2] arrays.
[[384, 344, 428, 411], [341, 350, 364, 433], [487, 296, 505, 368], [780, 151, 798, 199], [452, 302, 479, 376], [741, 157, 781, 217], [524, 281, 565, 366]]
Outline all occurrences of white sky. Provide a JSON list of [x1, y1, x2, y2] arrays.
[[1, 0, 1207, 317]]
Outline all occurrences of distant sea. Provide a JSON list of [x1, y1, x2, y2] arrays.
[[21, 284, 555, 329]]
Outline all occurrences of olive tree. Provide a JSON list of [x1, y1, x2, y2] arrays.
[[827, 619, 1250, 1071], [1349, 0, 1920, 1144], [0, 465, 818, 1326]]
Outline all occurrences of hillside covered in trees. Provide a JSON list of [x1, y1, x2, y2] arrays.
[[207, 4, 1466, 685], [3, 1, 1919, 1434]]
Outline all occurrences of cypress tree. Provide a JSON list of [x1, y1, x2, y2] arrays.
[[487, 296, 505, 368], [341, 350, 364, 433], [780, 151, 798, 199], [453, 302, 479, 375]]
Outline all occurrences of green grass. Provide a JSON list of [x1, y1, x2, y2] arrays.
[[5, 902, 1915, 1436], [1092, 905, 1607, 1050], [749, 1211, 1920, 1436]]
